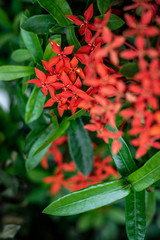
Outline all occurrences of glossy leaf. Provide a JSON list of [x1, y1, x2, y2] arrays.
[[0, 66, 35, 81], [11, 49, 31, 62], [120, 62, 139, 79], [127, 151, 160, 191], [146, 190, 155, 225], [107, 14, 125, 31], [26, 123, 58, 171], [43, 179, 131, 216], [37, 0, 72, 26], [68, 118, 93, 175], [67, 109, 86, 121], [125, 190, 146, 240], [43, 37, 61, 61], [49, 24, 65, 34], [107, 125, 137, 177], [97, 0, 110, 14], [25, 86, 46, 124], [34, 118, 70, 155], [20, 14, 43, 64], [66, 27, 81, 53], [24, 125, 46, 154], [15, 85, 28, 119], [21, 14, 56, 34]]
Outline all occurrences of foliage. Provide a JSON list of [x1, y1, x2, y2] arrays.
[[0, 0, 160, 239]]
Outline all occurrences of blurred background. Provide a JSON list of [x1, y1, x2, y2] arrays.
[[0, 0, 160, 239]]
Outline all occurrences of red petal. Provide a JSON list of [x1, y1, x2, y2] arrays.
[[51, 182, 61, 194], [42, 60, 55, 73], [70, 57, 78, 68], [110, 50, 119, 66], [60, 71, 72, 86], [43, 98, 57, 108], [43, 176, 55, 183], [66, 15, 83, 25], [135, 36, 145, 50], [35, 68, 46, 83], [84, 124, 98, 131], [74, 77, 82, 88], [84, 4, 93, 21], [85, 28, 92, 43], [125, 14, 136, 28], [79, 24, 85, 35], [68, 72, 77, 83], [58, 103, 68, 116], [49, 40, 62, 54], [48, 55, 60, 66], [68, 85, 93, 101], [75, 53, 89, 64], [136, 146, 147, 158], [141, 10, 152, 25], [112, 141, 122, 155], [25, 79, 42, 87], [51, 82, 64, 90], [87, 23, 96, 31], [57, 90, 74, 98], [121, 50, 137, 59], [47, 85, 56, 98], [63, 57, 70, 68], [41, 156, 48, 169], [63, 45, 74, 55], [76, 68, 85, 79], [41, 87, 48, 96], [46, 75, 57, 84], [111, 36, 125, 48], [76, 45, 92, 54], [102, 9, 111, 25]]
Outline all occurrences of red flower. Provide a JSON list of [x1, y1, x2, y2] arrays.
[[26, 68, 57, 96], [48, 40, 74, 67], [66, 4, 96, 42]]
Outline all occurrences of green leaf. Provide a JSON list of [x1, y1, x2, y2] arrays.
[[11, 49, 31, 62], [0, 33, 15, 48], [43, 179, 131, 216], [21, 14, 56, 34], [127, 151, 160, 191], [26, 123, 58, 170], [15, 85, 28, 119], [37, 0, 72, 26], [49, 24, 65, 34], [107, 14, 125, 31], [97, 0, 110, 14], [107, 125, 137, 177], [20, 14, 43, 64], [120, 62, 139, 79], [25, 85, 46, 124], [125, 190, 146, 240], [24, 125, 46, 153], [67, 109, 86, 121], [0, 8, 12, 29], [34, 118, 70, 155], [66, 27, 81, 53], [0, 66, 35, 81], [68, 118, 93, 175], [43, 37, 61, 61], [146, 190, 155, 226]]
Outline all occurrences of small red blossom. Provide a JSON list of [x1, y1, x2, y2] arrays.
[[66, 4, 96, 42]]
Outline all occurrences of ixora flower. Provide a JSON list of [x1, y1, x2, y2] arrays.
[[26, 0, 160, 161], [66, 4, 96, 42]]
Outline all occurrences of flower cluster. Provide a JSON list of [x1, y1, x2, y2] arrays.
[[41, 136, 117, 194], [27, 0, 160, 164]]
